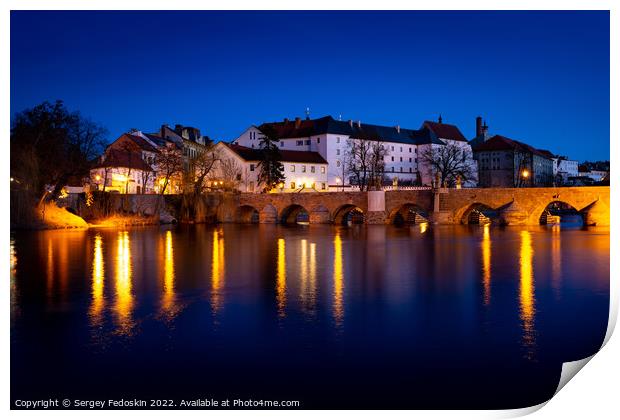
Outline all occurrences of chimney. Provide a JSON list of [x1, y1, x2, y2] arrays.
[[438, 114, 443, 124], [357, 120, 361, 128], [284, 117, 289, 123], [395, 125, 400, 133], [295, 117, 301, 128], [348, 119, 353, 127], [476, 116, 482, 137]]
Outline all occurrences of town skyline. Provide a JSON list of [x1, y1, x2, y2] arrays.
[[10, 10, 610, 161]]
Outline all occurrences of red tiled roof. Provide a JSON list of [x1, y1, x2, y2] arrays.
[[226, 143, 328, 164], [423, 121, 467, 141], [473, 135, 551, 158], [93, 149, 153, 171]]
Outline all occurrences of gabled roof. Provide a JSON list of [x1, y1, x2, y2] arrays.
[[257, 115, 445, 145], [120, 133, 159, 152], [224, 143, 328, 164], [93, 149, 153, 171], [422, 121, 467, 142], [473, 135, 551, 158]]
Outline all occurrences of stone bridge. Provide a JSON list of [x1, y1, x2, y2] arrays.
[[219, 186, 610, 226]]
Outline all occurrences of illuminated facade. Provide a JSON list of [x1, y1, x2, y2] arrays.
[[211, 142, 329, 192], [232, 115, 477, 188]]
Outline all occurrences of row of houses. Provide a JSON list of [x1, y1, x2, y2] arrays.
[[87, 114, 598, 194]]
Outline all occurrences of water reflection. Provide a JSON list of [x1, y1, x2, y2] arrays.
[[333, 232, 344, 327], [161, 230, 180, 320], [551, 225, 562, 298], [89, 234, 105, 327], [10, 239, 19, 320], [299, 240, 317, 316], [481, 224, 491, 305], [210, 229, 225, 314], [46, 238, 54, 300], [519, 230, 536, 359], [276, 238, 287, 318], [114, 231, 134, 335]]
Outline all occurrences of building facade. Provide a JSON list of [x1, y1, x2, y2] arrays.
[[473, 135, 554, 187], [232, 115, 477, 189], [211, 142, 329, 192]]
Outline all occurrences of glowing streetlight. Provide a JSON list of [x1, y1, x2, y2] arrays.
[[522, 169, 529, 178]]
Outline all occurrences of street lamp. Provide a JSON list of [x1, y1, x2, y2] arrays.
[[521, 169, 530, 187]]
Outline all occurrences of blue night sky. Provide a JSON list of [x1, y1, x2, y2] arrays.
[[11, 10, 609, 161]]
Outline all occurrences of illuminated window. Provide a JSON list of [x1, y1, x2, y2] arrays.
[[290, 165, 295, 172], [290, 182, 296, 189], [321, 183, 326, 190], [250, 164, 255, 171], [321, 166, 326, 174], [302, 165, 306, 173]]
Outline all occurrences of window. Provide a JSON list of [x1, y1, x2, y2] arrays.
[[280, 141, 284, 147], [391, 146, 395, 151], [305, 140, 311, 145], [251, 144, 254, 148], [400, 147, 403, 152], [409, 168, 412, 173], [400, 157, 403, 162], [302, 165, 306, 173], [321, 183, 326, 190], [249, 182, 254, 192], [336, 137, 340, 144], [409, 157, 412, 162], [290, 165, 295, 172], [236, 174, 241, 181], [311, 166, 315, 173], [391, 167, 394, 172], [317, 137, 320, 143], [250, 164, 255, 171], [336, 160, 341, 167], [290, 182, 296, 189], [336, 149, 340, 155], [409, 147, 412, 153], [391, 156, 394, 161], [296, 140, 304, 146], [400, 167, 403, 172], [321, 166, 326, 174]]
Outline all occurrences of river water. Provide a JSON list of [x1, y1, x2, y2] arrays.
[[10, 222, 609, 409]]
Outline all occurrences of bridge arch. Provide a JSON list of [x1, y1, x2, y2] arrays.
[[333, 204, 365, 225], [456, 202, 498, 225], [280, 204, 310, 224], [235, 205, 259, 223], [535, 200, 585, 226], [387, 203, 430, 225]]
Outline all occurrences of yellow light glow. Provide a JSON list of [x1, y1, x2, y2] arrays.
[[519, 230, 536, 359], [276, 238, 286, 318], [419, 221, 428, 234], [551, 224, 561, 294], [211, 229, 225, 313], [481, 224, 491, 305], [333, 232, 344, 327], [46, 238, 54, 298], [161, 230, 177, 317], [89, 234, 105, 326], [114, 231, 134, 335], [94, 174, 101, 181], [522, 169, 529, 178]]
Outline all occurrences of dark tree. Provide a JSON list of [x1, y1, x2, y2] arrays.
[[11, 100, 108, 203], [257, 128, 285, 192]]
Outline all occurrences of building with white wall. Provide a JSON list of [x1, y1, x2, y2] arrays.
[[212, 142, 329, 192], [232, 115, 477, 188]]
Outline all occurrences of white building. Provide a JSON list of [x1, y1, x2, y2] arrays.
[[212, 142, 329, 192], [554, 157, 579, 184], [232, 115, 477, 188]]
